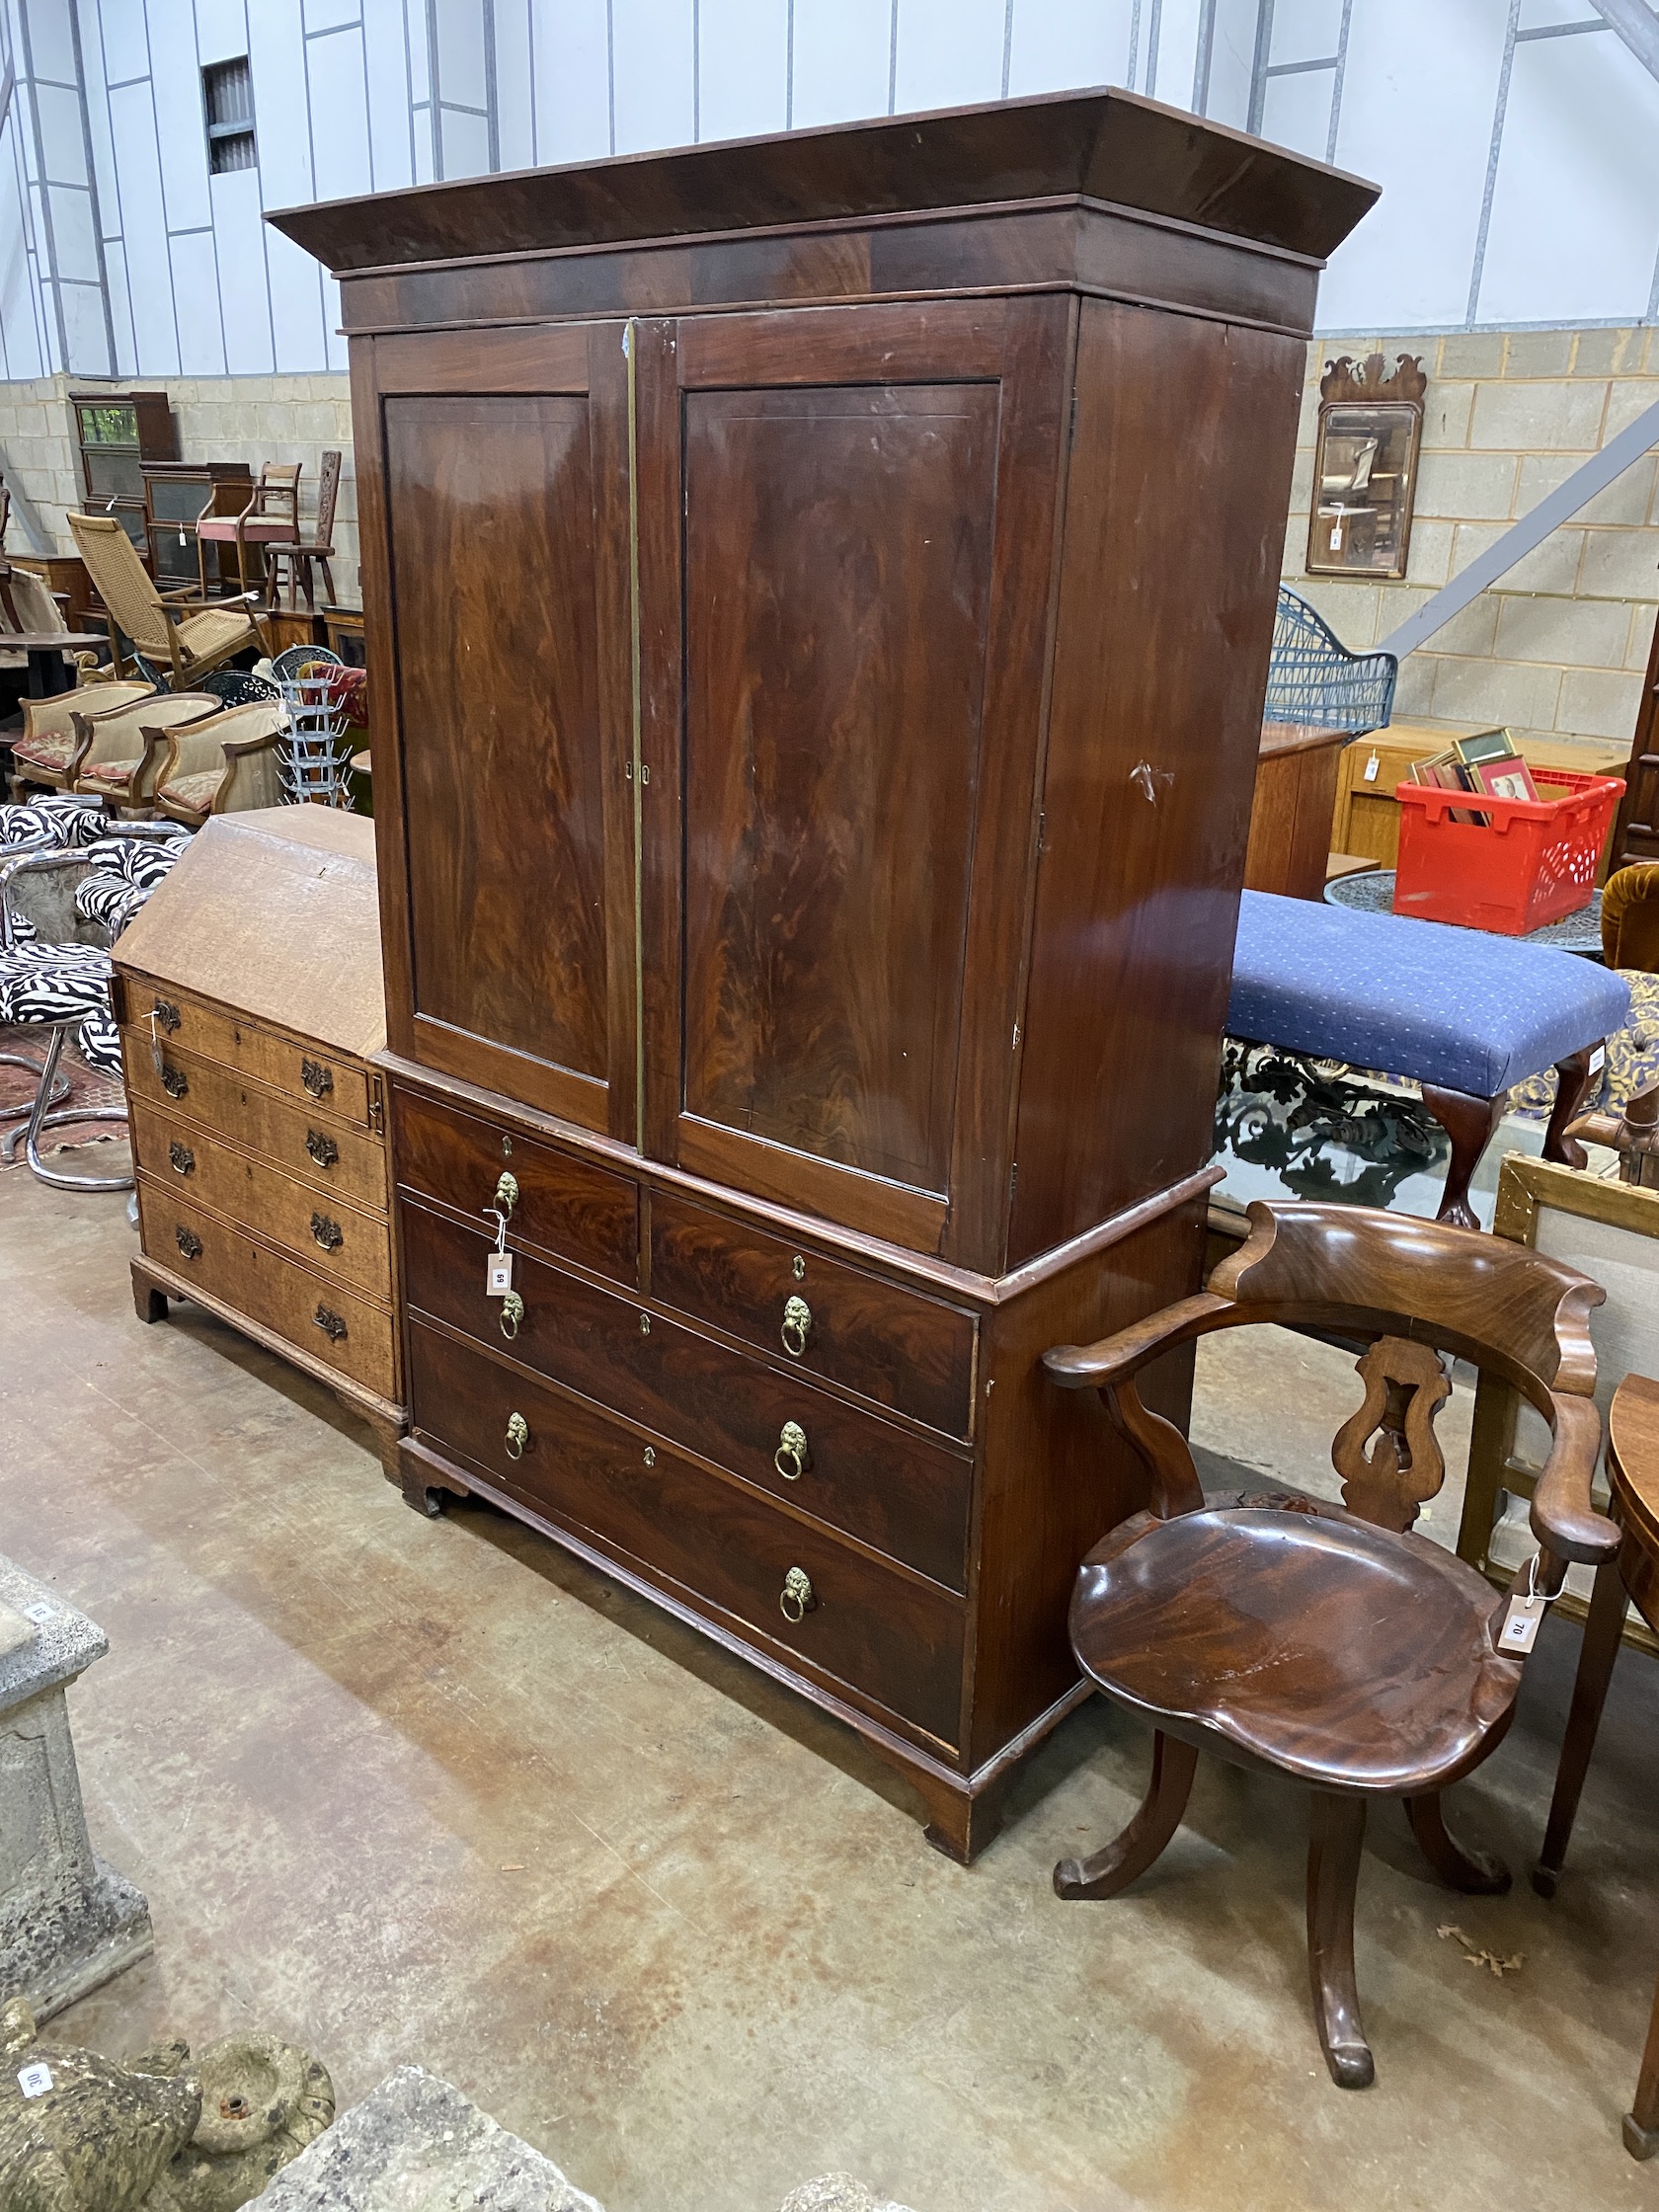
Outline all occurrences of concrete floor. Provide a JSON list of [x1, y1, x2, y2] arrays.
[[4, 1157, 1657, 2212]]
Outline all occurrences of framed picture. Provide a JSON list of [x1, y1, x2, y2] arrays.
[[1306, 353, 1427, 581], [1456, 1152, 1659, 1653]]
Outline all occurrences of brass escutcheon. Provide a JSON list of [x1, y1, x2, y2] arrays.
[[781, 1295, 813, 1359], [774, 1420, 809, 1481], [168, 1140, 194, 1176], [639, 1312, 651, 1336], [495, 1170, 518, 1217], [643, 1446, 655, 1467], [779, 1566, 815, 1624], [505, 1411, 529, 1460], [500, 1289, 523, 1341], [502, 1135, 513, 1157], [791, 1254, 806, 1281]]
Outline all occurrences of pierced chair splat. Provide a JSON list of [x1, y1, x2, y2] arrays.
[[1043, 1199, 1618, 2090]]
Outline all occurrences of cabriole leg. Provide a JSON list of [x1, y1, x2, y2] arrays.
[[1054, 1730, 1199, 1900]]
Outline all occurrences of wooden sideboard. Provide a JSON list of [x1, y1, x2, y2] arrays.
[[273, 89, 1373, 1858], [1246, 721, 1352, 899], [114, 808, 404, 1468]]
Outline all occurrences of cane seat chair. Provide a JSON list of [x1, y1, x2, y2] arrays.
[[1043, 1200, 1619, 2089], [68, 512, 270, 689], [195, 462, 301, 605]]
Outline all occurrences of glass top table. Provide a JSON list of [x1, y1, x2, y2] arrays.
[[1324, 867, 1605, 955]]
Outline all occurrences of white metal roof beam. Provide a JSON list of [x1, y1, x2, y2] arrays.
[[1587, 0, 1659, 80], [1378, 396, 1659, 660]]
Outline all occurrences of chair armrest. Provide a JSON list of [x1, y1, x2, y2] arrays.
[[1532, 1393, 1620, 1569], [214, 730, 282, 814], [2, 850, 94, 948], [1043, 1293, 1237, 1390], [160, 721, 232, 783]]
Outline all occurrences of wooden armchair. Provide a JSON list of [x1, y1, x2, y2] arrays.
[[263, 449, 341, 610], [154, 701, 286, 827], [1043, 1199, 1619, 2090], [68, 511, 270, 689], [7, 680, 154, 798], [196, 462, 301, 605], [69, 691, 221, 811]]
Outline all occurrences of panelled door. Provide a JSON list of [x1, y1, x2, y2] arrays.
[[635, 297, 1072, 1270], [365, 321, 636, 1136]]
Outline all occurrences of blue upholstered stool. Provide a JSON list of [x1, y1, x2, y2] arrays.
[[1227, 890, 1632, 1226]]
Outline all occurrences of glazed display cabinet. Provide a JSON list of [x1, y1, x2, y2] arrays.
[[275, 89, 1373, 1858]]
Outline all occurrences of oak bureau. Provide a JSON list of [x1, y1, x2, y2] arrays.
[[272, 88, 1372, 1857]]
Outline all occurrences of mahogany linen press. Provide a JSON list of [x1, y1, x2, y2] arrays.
[[272, 89, 1374, 1859]]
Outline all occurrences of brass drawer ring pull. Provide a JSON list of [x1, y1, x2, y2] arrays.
[[781, 1295, 813, 1359], [168, 1140, 194, 1176], [300, 1058, 334, 1101], [505, 1411, 529, 1461], [305, 1129, 339, 1169], [311, 1212, 345, 1251], [780, 1566, 816, 1624], [500, 1290, 524, 1341], [152, 998, 180, 1034], [175, 1225, 201, 1261], [160, 1065, 188, 1100], [774, 1421, 809, 1481], [313, 1305, 348, 1343]]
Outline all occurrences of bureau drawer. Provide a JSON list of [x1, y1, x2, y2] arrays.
[[409, 1317, 964, 1747], [137, 1179, 397, 1399], [122, 972, 370, 1127], [648, 1192, 977, 1439], [401, 1198, 972, 1591], [394, 1087, 637, 1286], [133, 1099, 391, 1304], [121, 1036, 387, 1213]]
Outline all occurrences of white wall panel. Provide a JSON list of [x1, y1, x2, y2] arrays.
[[1200, 0, 1256, 123], [25, 0, 79, 85], [102, 232, 134, 373], [308, 26, 375, 200], [44, 175, 98, 276], [1259, 59, 1331, 163], [1322, 0, 1508, 334], [304, 0, 360, 29], [789, 0, 891, 128], [107, 77, 179, 368], [1478, 32, 1659, 329], [96, 0, 151, 82], [493, 0, 534, 168], [249, 4, 313, 200], [168, 222, 223, 368], [195, 0, 248, 65], [1268, 0, 1343, 68], [212, 164, 274, 370], [893, 0, 1002, 115], [532, 0, 611, 160], [1148, 0, 1206, 109], [698, 0, 788, 142], [147, 0, 212, 229], [437, 101, 491, 173], [264, 223, 326, 366], [361, 0, 415, 186], [1005, 0, 1132, 98], [35, 82, 87, 183], [611, 0, 695, 152], [59, 272, 109, 358], [79, 3, 120, 219], [323, 268, 345, 369], [436, 0, 488, 110]]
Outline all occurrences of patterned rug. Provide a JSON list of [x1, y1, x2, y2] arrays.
[[0, 1023, 125, 1164]]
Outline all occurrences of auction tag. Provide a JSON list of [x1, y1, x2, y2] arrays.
[[1498, 1597, 1541, 1654], [23, 1602, 53, 1624], [18, 2063, 53, 2098], [149, 1010, 164, 1075], [486, 1250, 514, 1299], [1363, 751, 1381, 783]]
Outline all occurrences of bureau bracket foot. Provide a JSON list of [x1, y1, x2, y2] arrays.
[[131, 1264, 169, 1325], [917, 1769, 1012, 1865], [397, 1438, 469, 1518]]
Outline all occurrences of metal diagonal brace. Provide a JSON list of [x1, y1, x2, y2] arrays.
[[1379, 396, 1659, 661], [1587, 0, 1659, 81]]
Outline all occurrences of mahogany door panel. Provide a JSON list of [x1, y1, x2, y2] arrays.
[[380, 358, 630, 1130], [646, 299, 1070, 1261]]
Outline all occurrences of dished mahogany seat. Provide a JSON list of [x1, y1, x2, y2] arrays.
[[1045, 1199, 1620, 2087], [269, 90, 1375, 1859]]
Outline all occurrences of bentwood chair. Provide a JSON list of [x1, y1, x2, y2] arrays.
[[263, 450, 341, 610], [196, 462, 301, 606], [1043, 1200, 1619, 2089], [69, 512, 270, 690]]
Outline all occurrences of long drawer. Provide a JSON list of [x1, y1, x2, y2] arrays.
[[121, 1034, 387, 1214], [132, 1099, 391, 1304], [649, 1190, 977, 1440], [137, 1179, 397, 1398], [122, 971, 371, 1128], [401, 1197, 972, 1591], [408, 1316, 965, 1747], [393, 1086, 637, 1287]]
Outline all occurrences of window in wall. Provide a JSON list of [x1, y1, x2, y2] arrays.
[[202, 57, 257, 176]]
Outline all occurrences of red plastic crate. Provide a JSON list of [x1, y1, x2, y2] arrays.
[[1392, 768, 1625, 935]]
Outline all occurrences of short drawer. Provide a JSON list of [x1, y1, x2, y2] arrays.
[[137, 1179, 397, 1400], [408, 1317, 965, 1747], [132, 1099, 391, 1304], [401, 1198, 972, 1591], [394, 1086, 637, 1287], [121, 1036, 387, 1213], [122, 971, 370, 1127], [648, 1191, 977, 1440]]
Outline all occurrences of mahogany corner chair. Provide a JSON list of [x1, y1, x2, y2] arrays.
[[1043, 1199, 1620, 2089]]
